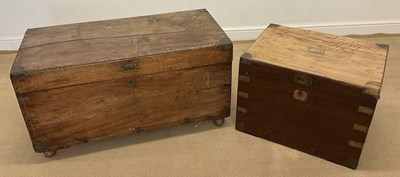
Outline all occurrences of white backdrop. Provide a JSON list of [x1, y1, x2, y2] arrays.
[[1, 0, 400, 50]]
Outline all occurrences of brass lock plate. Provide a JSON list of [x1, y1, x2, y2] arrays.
[[293, 89, 307, 101]]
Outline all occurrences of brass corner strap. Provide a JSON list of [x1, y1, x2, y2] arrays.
[[358, 106, 374, 115], [238, 91, 248, 98], [237, 106, 247, 113], [348, 140, 363, 149], [362, 81, 381, 99], [239, 75, 250, 82], [353, 124, 369, 133]]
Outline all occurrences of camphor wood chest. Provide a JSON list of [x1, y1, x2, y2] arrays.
[[10, 9, 232, 157], [236, 24, 388, 169]]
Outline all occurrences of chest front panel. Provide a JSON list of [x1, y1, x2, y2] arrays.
[[236, 60, 377, 168]]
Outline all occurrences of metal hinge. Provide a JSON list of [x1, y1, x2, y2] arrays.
[[294, 73, 313, 86]]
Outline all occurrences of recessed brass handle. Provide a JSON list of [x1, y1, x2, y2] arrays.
[[122, 63, 138, 72]]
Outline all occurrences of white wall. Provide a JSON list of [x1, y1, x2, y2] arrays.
[[1, 0, 400, 50]]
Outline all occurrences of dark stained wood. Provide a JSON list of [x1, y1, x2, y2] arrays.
[[11, 9, 233, 153], [236, 24, 388, 169], [237, 61, 376, 169]]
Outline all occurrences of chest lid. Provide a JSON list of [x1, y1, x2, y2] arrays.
[[11, 9, 232, 94], [242, 24, 388, 98]]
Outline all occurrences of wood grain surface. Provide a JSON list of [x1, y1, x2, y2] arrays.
[[10, 9, 233, 152], [11, 9, 231, 74], [243, 24, 388, 97], [237, 25, 388, 169], [19, 63, 231, 152], [1, 34, 400, 176], [11, 45, 232, 94]]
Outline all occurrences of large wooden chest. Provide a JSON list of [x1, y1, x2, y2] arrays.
[[10, 9, 232, 157], [236, 24, 388, 169]]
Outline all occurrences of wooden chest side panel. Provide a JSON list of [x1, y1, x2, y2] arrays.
[[17, 63, 231, 152], [237, 60, 377, 168], [11, 45, 232, 94]]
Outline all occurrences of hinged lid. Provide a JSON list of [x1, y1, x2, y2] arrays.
[[241, 24, 388, 98], [10, 9, 232, 94]]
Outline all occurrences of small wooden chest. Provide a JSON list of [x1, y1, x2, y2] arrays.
[[236, 24, 388, 169], [10, 9, 232, 157]]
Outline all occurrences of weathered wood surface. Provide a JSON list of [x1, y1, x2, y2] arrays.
[[11, 9, 232, 93], [243, 24, 388, 98], [236, 24, 388, 169], [11, 9, 233, 153], [11, 45, 232, 94], [19, 63, 231, 152], [12, 9, 229, 73]]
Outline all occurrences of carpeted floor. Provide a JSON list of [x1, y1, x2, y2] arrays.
[[1, 35, 400, 176]]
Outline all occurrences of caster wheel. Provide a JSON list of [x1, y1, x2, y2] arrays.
[[44, 151, 57, 158], [213, 118, 225, 127]]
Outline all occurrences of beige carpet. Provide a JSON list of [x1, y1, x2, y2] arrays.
[[1, 35, 400, 176]]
